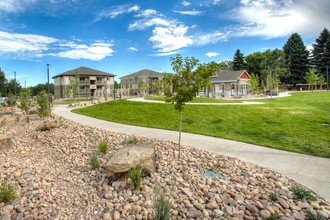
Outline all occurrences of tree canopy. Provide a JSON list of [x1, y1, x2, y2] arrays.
[[283, 32, 309, 84], [312, 28, 330, 78], [0, 68, 8, 97], [166, 54, 220, 111], [233, 49, 245, 71]]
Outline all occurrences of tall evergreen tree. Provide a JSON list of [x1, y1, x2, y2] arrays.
[[233, 49, 245, 70], [312, 28, 330, 78], [283, 33, 309, 85], [7, 79, 22, 97], [0, 68, 8, 97]]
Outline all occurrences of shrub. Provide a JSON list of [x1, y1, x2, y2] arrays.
[[98, 141, 108, 154], [37, 90, 51, 117], [89, 152, 100, 170], [0, 118, 6, 127], [129, 168, 143, 189], [262, 216, 281, 220], [290, 185, 316, 201], [306, 210, 325, 220], [16, 115, 20, 123], [123, 136, 139, 145], [269, 191, 278, 201], [25, 116, 30, 124], [0, 179, 15, 203], [153, 185, 171, 220]]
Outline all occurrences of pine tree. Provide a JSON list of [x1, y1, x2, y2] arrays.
[[233, 49, 245, 70], [283, 33, 309, 85], [312, 28, 330, 79], [0, 68, 8, 97]]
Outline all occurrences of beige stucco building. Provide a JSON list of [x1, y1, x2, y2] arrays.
[[120, 69, 164, 95], [52, 67, 115, 99]]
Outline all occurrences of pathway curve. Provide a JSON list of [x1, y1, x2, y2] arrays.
[[52, 105, 330, 202], [127, 97, 264, 105]]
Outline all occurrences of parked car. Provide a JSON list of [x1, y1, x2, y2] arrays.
[[265, 91, 278, 96], [0, 97, 8, 106]]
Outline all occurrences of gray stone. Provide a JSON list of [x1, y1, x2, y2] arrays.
[[0, 135, 12, 152], [105, 143, 155, 176]]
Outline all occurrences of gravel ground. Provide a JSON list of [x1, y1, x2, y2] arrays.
[[0, 112, 329, 220]]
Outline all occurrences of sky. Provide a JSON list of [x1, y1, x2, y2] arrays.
[[0, 0, 329, 87]]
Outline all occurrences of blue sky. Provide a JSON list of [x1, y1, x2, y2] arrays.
[[0, 0, 329, 86]]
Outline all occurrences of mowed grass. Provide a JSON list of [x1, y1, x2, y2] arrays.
[[145, 96, 244, 103], [72, 92, 330, 157]]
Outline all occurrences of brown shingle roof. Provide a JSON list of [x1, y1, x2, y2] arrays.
[[211, 70, 249, 82], [52, 67, 115, 79], [119, 69, 164, 79]]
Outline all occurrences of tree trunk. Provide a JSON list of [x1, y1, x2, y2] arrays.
[[178, 111, 182, 159]]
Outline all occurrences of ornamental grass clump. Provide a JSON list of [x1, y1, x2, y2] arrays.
[[306, 210, 325, 220], [153, 185, 172, 220], [0, 179, 15, 203], [129, 168, 142, 189], [89, 152, 100, 170], [98, 140, 108, 154], [123, 136, 139, 145], [269, 191, 278, 202], [290, 185, 316, 201]]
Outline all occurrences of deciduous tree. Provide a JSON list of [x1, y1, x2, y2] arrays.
[[304, 69, 319, 91], [166, 54, 220, 159], [248, 73, 259, 95]]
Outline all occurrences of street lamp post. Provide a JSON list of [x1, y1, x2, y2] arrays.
[[47, 64, 50, 95], [14, 71, 17, 98]]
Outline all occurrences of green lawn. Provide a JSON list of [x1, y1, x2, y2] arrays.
[[72, 92, 330, 157], [145, 96, 244, 103]]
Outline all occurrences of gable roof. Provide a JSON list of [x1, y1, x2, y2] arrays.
[[120, 69, 164, 79], [211, 70, 250, 82], [52, 67, 115, 79]]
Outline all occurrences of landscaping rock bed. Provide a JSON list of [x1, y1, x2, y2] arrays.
[[0, 113, 329, 219]]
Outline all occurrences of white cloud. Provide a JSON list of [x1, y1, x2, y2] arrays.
[[173, 9, 204, 16], [128, 47, 138, 51], [182, 1, 191, 7], [194, 31, 228, 46], [50, 40, 114, 61], [0, 0, 36, 13], [205, 52, 219, 57], [135, 9, 157, 17], [129, 17, 174, 31], [0, 30, 114, 61], [0, 31, 57, 53], [233, 0, 330, 38], [149, 25, 193, 56], [152, 51, 179, 57], [96, 4, 140, 20]]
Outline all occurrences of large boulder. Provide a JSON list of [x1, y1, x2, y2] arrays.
[[0, 135, 12, 152], [105, 143, 155, 179], [39, 119, 63, 131]]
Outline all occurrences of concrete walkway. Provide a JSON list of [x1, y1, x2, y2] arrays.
[[52, 105, 330, 202], [127, 97, 264, 105]]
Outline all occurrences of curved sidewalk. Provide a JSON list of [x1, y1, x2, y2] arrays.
[[52, 105, 330, 202]]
